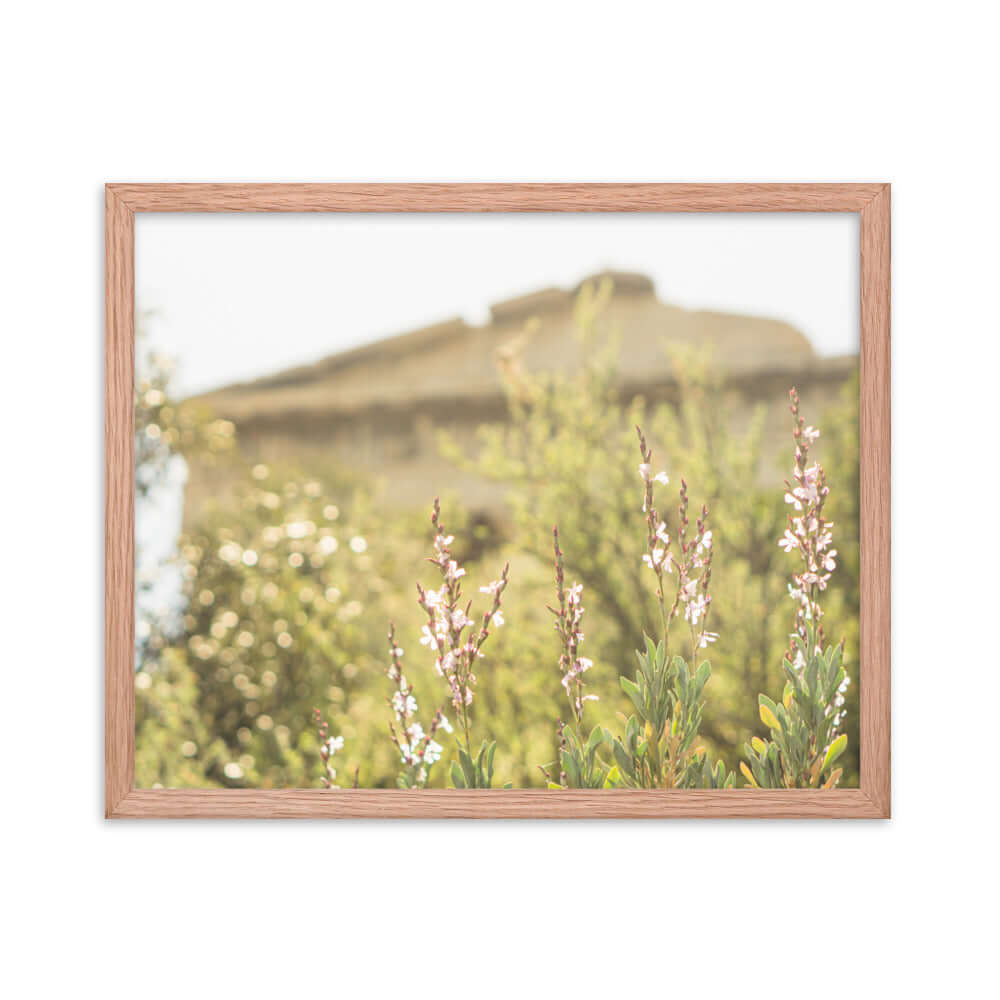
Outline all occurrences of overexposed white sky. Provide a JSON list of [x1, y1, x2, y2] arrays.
[[136, 213, 859, 396]]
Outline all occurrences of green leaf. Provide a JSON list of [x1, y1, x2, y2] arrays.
[[613, 739, 635, 779], [695, 660, 711, 691], [620, 675, 643, 713], [457, 748, 477, 787], [560, 748, 581, 787], [759, 703, 782, 731], [449, 760, 466, 788], [486, 741, 497, 786], [822, 733, 848, 773]]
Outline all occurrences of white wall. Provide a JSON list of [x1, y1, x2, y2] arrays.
[[4, 3, 996, 996]]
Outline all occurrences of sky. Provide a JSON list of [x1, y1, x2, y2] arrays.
[[136, 212, 859, 397]]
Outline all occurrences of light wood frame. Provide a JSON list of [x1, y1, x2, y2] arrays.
[[106, 183, 890, 818]]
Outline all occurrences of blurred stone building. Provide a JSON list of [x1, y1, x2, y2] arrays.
[[186, 272, 856, 516]]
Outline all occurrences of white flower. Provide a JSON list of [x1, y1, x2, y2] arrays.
[[492, 610, 505, 627], [638, 462, 651, 482], [436, 650, 456, 677], [655, 522, 670, 545], [684, 593, 708, 625], [643, 548, 671, 572], [438, 714, 453, 734], [697, 530, 712, 552], [434, 533, 455, 554], [784, 491, 803, 511], [419, 624, 439, 650], [449, 608, 472, 631], [653, 471, 669, 485], [698, 631, 719, 648], [779, 529, 799, 552], [802, 425, 820, 443], [407, 722, 425, 743], [392, 692, 418, 716], [446, 560, 466, 581], [479, 580, 502, 595], [577, 657, 593, 672], [423, 740, 444, 765], [326, 735, 344, 755]]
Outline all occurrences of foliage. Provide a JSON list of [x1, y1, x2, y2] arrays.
[[440, 279, 860, 781], [612, 638, 732, 789], [403, 499, 511, 788], [741, 389, 850, 788], [135, 332, 235, 501], [543, 432, 734, 790], [134, 329, 235, 661], [134, 282, 859, 791], [148, 466, 421, 787]]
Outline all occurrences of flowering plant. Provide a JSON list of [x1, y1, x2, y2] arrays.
[[741, 389, 850, 788], [384, 624, 451, 788], [544, 429, 731, 789], [540, 528, 611, 788], [311, 707, 354, 788], [413, 498, 510, 788], [600, 429, 731, 788], [303, 384, 850, 792]]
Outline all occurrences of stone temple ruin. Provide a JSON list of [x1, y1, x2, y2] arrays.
[[185, 272, 857, 517]]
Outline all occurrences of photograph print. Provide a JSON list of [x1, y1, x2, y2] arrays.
[[133, 211, 860, 792]]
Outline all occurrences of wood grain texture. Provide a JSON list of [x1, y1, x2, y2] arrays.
[[859, 185, 892, 817], [105, 182, 891, 818], [108, 183, 883, 214], [105, 186, 135, 817], [112, 788, 884, 819]]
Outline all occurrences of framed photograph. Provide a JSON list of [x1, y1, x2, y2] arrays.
[[106, 183, 890, 818]]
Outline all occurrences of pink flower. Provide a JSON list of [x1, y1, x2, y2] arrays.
[[642, 547, 671, 572], [779, 529, 799, 552]]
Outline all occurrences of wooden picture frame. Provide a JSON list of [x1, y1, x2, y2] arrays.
[[106, 183, 890, 818]]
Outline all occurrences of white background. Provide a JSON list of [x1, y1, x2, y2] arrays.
[[3, 3, 998, 997]]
